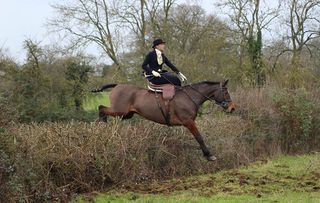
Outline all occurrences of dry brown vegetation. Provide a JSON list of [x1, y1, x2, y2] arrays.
[[1, 0, 320, 202], [1, 85, 319, 202]]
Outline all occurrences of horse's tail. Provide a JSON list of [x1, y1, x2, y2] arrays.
[[91, 83, 117, 93]]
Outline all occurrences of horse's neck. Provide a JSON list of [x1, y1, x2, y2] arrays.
[[185, 83, 218, 106]]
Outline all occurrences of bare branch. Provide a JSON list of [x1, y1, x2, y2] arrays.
[[48, 0, 121, 67]]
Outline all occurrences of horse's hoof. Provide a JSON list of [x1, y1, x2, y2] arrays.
[[206, 155, 217, 161]]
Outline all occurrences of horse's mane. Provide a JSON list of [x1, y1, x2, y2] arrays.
[[184, 81, 220, 87], [201, 81, 221, 85]]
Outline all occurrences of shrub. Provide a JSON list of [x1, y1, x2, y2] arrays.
[[273, 88, 316, 153], [0, 113, 262, 202], [0, 94, 18, 126], [18, 109, 97, 123], [1, 86, 319, 202], [0, 129, 24, 203]]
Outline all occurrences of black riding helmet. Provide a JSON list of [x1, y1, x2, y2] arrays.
[[152, 38, 166, 48]]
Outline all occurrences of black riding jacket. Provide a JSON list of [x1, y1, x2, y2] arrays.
[[142, 50, 179, 75]]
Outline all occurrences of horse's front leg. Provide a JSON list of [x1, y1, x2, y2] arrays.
[[184, 121, 216, 161]]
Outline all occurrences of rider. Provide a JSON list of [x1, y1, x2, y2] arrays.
[[142, 38, 187, 86]]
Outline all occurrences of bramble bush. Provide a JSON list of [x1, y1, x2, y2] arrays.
[[273, 87, 320, 153], [0, 86, 319, 202]]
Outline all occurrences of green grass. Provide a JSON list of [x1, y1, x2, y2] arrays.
[[90, 192, 320, 203], [83, 92, 109, 111], [75, 153, 320, 203]]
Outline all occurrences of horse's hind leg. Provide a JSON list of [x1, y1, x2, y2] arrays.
[[122, 112, 134, 120], [98, 105, 132, 122], [99, 105, 109, 122], [184, 121, 216, 161]]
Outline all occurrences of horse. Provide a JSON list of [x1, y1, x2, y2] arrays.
[[92, 80, 236, 161]]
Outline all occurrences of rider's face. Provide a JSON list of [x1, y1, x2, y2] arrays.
[[156, 44, 165, 52]]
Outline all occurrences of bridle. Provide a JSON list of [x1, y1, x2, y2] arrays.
[[181, 82, 232, 109], [154, 74, 232, 109], [214, 83, 232, 109]]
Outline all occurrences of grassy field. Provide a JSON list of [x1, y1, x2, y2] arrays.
[[76, 153, 320, 203], [83, 92, 110, 111]]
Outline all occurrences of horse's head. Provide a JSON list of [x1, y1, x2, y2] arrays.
[[213, 80, 236, 113]]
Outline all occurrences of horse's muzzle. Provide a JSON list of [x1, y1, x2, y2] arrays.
[[226, 102, 236, 113]]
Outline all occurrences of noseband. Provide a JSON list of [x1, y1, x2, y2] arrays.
[[211, 84, 232, 108]]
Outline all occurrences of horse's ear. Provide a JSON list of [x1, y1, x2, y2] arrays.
[[223, 79, 229, 87]]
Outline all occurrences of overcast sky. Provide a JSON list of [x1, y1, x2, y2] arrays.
[[0, 0, 54, 60], [0, 0, 277, 62], [0, 0, 216, 61]]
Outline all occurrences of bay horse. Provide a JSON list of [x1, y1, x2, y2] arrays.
[[92, 80, 236, 161]]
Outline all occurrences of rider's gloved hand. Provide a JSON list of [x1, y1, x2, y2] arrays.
[[152, 70, 161, 77], [178, 72, 187, 82]]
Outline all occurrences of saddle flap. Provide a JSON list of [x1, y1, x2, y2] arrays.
[[162, 85, 175, 100], [148, 83, 175, 100]]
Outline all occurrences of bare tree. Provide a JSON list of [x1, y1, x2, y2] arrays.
[[111, 0, 147, 55], [48, 0, 121, 68], [144, 0, 176, 39], [277, 0, 320, 67], [24, 39, 43, 72], [167, 4, 232, 81], [218, 0, 280, 86], [112, 0, 176, 43]]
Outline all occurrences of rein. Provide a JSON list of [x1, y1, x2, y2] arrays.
[[160, 75, 230, 108]]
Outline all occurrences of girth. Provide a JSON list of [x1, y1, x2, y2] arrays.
[[148, 83, 175, 126]]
